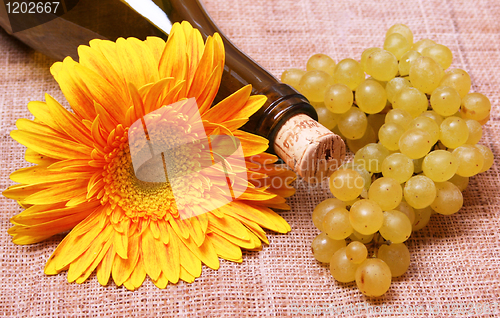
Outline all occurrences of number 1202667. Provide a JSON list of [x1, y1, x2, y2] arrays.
[[5, 2, 60, 14]]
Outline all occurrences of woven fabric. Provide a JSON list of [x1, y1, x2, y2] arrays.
[[1, 0, 499, 317]]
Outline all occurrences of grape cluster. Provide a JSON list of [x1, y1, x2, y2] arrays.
[[282, 23, 494, 297]]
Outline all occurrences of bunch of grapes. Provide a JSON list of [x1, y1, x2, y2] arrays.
[[282, 23, 494, 297]]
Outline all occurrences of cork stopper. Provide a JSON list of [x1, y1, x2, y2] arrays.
[[274, 114, 346, 183]]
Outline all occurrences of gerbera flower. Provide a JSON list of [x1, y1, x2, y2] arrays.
[[3, 21, 295, 290]]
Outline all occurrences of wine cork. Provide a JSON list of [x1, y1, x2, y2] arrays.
[[274, 114, 346, 183]]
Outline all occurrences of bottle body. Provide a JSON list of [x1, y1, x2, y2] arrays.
[[0, 0, 316, 149], [0, 0, 344, 179]]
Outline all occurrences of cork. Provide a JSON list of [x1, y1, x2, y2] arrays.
[[274, 114, 346, 183]]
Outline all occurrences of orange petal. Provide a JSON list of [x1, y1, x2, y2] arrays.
[[11, 130, 92, 160]]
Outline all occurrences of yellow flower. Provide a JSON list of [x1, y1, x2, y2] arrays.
[[3, 21, 295, 290]]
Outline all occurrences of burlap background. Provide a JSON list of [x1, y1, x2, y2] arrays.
[[1, 0, 499, 317]]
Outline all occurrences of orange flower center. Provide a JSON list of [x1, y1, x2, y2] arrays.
[[101, 107, 214, 221]]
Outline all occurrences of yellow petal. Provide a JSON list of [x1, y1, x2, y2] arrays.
[[208, 232, 243, 262], [96, 245, 115, 286], [116, 37, 158, 88], [112, 231, 140, 286], [232, 130, 270, 157], [144, 36, 166, 64], [11, 130, 92, 160], [67, 224, 113, 282], [45, 94, 94, 146], [16, 118, 69, 139], [159, 23, 188, 92], [51, 57, 97, 120], [22, 179, 88, 205], [123, 257, 147, 291], [179, 235, 219, 270], [203, 85, 265, 123], [154, 225, 180, 284], [79, 42, 126, 98], [152, 271, 169, 289], [141, 226, 161, 281], [10, 166, 93, 185]]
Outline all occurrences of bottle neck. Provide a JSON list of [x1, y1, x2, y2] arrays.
[[165, 0, 318, 149]]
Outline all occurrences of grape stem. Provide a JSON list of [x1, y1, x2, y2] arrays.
[[367, 232, 391, 258]]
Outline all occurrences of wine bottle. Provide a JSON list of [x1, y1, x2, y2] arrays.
[[0, 0, 345, 181]]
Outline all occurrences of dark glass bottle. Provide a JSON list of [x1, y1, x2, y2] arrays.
[[0, 0, 345, 180]]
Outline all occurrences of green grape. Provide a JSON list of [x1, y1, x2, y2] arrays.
[[310, 101, 325, 109], [384, 33, 411, 60], [398, 50, 421, 76], [379, 123, 405, 151], [365, 49, 399, 81], [332, 125, 346, 140], [440, 69, 471, 98], [413, 157, 424, 173], [349, 230, 374, 244], [440, 116, 469, 148], [386, 77, 411, 105], [392, 87, 428, 118], [346, 126, 377, 153], [312, 198, 347, 231], [420, 110, 444, 126], [412, 38, 436, 54], [378, 243, 411, 277], [311, 232, 346, 263], [412, 206, 432, 231], [465, 119, 483, 145], [324, 83, 353, 114], [430, 86, 462, 116], [395, 201, 415, 224], [329, 169, 364, 201], [409, 56, 444, 94], [461, 93, 491, 121], [367, 76, 388, 89], [448, 174, 469, 191], [346, 241, 368, 264], [281, 68, 305, 90], [360, 47, 382, 72], [316, 106, 337, 130], [386, 23, 414, 45], [306, 53, 336, 75], [355, 79, 387, 114], [408, 116, 440, 144], [367, 113, 386, 133], [299, 70, 334, 102], [422, 150, 458, 182], [385, 108, 413, 130], [338, 107, 368, 140], [322, 208, 353, 240], [379, 210, 412, 243], [368, 177, 403, 210], [431, 182, 463, 215], [404, 175, 437, 209], [399, 129, 433, 159], [330, 247, 359, 282], [349, 199, 384, 235], [355, 258, 392, 297], [344, 197, 361, 208], [333, 58, 365, 90], [381, 153, 414, 183], [338, 162, 372, 190], [354, 143, 391, 173], [475, 144, 494, 173], [422, 44, 453, 69]]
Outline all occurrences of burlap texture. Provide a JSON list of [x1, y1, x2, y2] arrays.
[[1, 0, 499, 317]]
